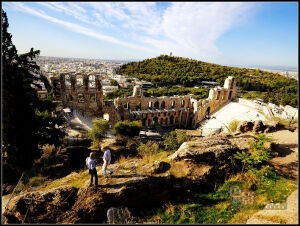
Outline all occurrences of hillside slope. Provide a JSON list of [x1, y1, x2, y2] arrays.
[[117, 55, 298, 107]]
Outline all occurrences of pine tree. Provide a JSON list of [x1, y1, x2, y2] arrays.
[[2, 10, 64, 172]]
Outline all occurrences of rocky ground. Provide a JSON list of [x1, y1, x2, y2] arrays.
[[2, 135, 246, 223], [2, 125, 298, 224]]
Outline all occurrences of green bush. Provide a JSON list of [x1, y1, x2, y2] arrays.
[[87, 118, 109, 148], [137, 141, 159, 155], [113, 120, 142, 137], [228, 120, 240, 133], [164, 130, 190, 151], [233, 134, 273, 172]]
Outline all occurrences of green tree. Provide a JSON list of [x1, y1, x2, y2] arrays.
[[110, 79, 119, 87], [2, 10, 65, 172], [88, 118, 109, 148], [113, 120, 142, 137]]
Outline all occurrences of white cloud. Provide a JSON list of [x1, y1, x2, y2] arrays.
[[37, 2, 99, 26], [10, 3, 157, 54], [7, 2, 256, 60], [159, 2, 255, 59]]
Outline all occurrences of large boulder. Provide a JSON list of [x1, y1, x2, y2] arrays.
[[253, 120, 265, 133], [3, 185, 78, 223], [107, 207, 132, 224], [168, 136, 240, 165], [237, 121, 254, 133]]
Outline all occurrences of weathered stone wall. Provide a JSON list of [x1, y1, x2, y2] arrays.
[[193, 76, 236, 127], [56, 74, 237, 129], [60, 72, 103, 117]]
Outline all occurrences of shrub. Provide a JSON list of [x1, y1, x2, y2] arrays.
[[88, 118, 109, 148], [164, 130, 190, 151], [113, 120, 142, 137], [228, 120, 240, 133], [233, 134, 273, 172], [137, 141, 159, 156]]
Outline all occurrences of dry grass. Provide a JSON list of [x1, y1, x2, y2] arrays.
[[169, 161, 191, 178], [228, 120, 241, 133], [267, 116, 297, 127], [254, 214, 287, 224], [42, 168, 98, 191]]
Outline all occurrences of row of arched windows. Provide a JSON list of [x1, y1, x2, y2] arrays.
[[122, 99, 187, 111]]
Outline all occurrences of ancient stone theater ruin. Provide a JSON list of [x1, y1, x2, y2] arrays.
[[51, 73, 237, 129]]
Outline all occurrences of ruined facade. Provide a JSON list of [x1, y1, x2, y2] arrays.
[[54, 73, 237, 129]]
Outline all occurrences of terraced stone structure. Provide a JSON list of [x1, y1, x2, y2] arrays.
[[54, 73, 237, 128]]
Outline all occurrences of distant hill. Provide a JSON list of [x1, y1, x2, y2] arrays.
[[116, 55, 298, 107]]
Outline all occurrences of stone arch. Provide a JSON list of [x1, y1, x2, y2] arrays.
[[161, 101, 165, 109], [76, 74, 84, 89], [153, 117, 158, 125], [159, 118, 164, 125], [90, 93, 96, 102], [65, 74, 71, 89], [171, 100, 175, 109], [175, 117, 178, 124], [89, 75, 96, 89], [142, 118, 147, 126], [170, 115, 174, 124], [67, 94, 73, 101], [78, 93, 84, 103], [154, 101, 159, 109]]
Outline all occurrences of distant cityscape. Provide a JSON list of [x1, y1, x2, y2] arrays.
[[37, 56, 298, 83]]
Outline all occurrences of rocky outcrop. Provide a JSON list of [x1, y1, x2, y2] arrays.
[[253, 120, 265, 133], [3, 185, 78, 223], [237, 120, 285, 134], [168, 136, 240, 165], [4, 135, 258, 224], [142, 161, 170, 174], [237, 121, 254, 133]]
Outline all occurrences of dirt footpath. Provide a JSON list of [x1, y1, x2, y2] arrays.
[[247, 128, 298, 224]]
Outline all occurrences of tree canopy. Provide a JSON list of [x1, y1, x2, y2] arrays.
[[2, 10, 65, 172], [87, 118, 109, 148], [117, 55, 298, 107], [113, 120, 142, 137]]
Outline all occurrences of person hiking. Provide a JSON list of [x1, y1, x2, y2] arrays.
[[86, 152, 98, 188], [101, 146, 113, 177]]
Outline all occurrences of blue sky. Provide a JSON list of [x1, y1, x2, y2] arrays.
[[2, 2, 298, 67]]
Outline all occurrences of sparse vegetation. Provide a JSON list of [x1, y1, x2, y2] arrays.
[[228, 120, 240, 133], [164, 130, 190, 151], [27, 177, 45, 187], [233, 134, 274, 172], [267, 116, 298, 127], [113, 120, 142, 137], [88, 118, 109, 148], [145, 165, 296, 224]]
